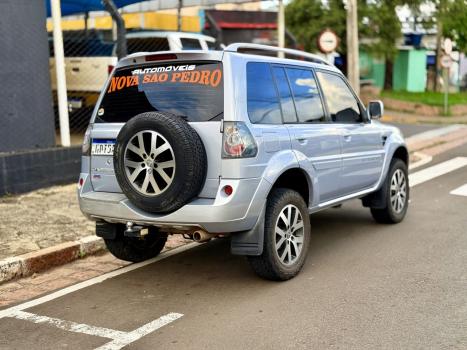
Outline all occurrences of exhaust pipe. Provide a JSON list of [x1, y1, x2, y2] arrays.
[[192, 230, 216, 243]]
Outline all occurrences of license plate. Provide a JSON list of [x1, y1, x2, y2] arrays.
[[91, 139, 115, 156], [68, 98, 83, 110]]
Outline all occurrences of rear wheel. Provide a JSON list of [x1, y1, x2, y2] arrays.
[[371, 158, 409, 224], [248, 188, 311, 281], [104, 226, 167, 263]]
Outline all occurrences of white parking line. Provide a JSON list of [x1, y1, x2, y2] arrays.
[[8, 310, 183, 350], [0, 242, 199, 320], [409, 152, 433, 170], [450, 184, 467, 197], [409, 157, 467, 187], [95, 312, 184, 350], [10, 310, 126, 339]]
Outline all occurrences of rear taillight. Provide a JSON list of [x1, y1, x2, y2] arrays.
[[82, 125, 92, 156], [222, 122, 257, 159], [107, 65, 114, 75]]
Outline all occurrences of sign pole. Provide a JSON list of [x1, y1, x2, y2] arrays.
[[444, 67, 449, 115]]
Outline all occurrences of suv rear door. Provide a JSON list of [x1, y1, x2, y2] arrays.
[[273, 65, 343, 203], [316, 71, 384, 195]]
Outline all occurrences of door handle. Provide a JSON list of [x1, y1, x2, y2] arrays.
[[295, 136, 308, 145], [343, 134, 352, 142]]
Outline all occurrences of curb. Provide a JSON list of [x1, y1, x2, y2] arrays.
[[0, 236, 105, 284]]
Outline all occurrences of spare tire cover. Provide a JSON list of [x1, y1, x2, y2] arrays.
[[113, 112, 207, 214]]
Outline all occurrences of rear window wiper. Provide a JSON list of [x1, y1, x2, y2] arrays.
[[207, 112, 224, 121]]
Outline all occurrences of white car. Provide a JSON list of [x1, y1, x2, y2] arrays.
[[50, 31, 218, 94]]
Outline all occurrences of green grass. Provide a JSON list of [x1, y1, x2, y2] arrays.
[[381, 90, 467, 107]]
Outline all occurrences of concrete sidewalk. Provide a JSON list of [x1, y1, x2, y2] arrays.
[[383, 109, 467, 125]]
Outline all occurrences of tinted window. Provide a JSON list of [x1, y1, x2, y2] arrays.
[[127, 38, 170, 54], [97, 62, 223, 123], [180, 38, 203, 50], [247, 63, 282, 124], [317, 72, 362, 123], [272, 67, 297, 123], [286, 68, 325, 123]]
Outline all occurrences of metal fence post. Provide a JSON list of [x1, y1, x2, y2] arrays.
[[50, 0, 71, 147]]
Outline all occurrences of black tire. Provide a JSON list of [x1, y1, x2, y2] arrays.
[[248, 188, 311, 281], [114, 112, 207, 214], [370, 158, 409, 224], [104, 226, 167, 263]]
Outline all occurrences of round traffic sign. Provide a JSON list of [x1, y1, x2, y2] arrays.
[[440, 55, 452, 69], [317, 29, 339, 53]]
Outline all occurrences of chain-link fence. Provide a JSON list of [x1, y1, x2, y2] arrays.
[[49, 29, 114, 137], [47, 11, 206, 145]]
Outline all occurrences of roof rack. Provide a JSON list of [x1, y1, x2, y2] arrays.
[[224, 43, 331, 66]]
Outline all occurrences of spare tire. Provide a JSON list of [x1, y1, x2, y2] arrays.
[[113, 112, 207, 214]]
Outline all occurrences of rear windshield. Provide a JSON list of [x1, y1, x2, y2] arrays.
[[96, 62, 223, 123]]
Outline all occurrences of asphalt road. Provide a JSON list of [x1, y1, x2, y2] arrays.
[[1, 136, 466, 349]]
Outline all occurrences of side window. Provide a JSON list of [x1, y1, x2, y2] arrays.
[[206, 41, 217, 50], [247, 63, 282, 124], [316, 72, 362, 123], [180, 38, 203, 50], [272, 67, 298, 123], [285, 68, 325, 123]]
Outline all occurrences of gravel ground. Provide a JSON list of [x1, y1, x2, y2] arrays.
[[0, 184, 93, 259], [0, 184, 190, 260]]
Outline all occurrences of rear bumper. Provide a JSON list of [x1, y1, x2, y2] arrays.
[[78, 173, 271, 233]]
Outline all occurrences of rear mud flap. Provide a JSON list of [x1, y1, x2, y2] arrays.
[[230, 204, 265, 256]]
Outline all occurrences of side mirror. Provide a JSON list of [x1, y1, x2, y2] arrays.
[[368, 100, 384, 120]]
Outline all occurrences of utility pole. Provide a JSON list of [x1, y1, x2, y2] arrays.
[[277, 0, 285, 58], [346, 0, 360, 95], [177, 0, 183, 32]]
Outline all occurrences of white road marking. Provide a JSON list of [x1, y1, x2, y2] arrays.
[[8, 310, 183, 350], [409, 157, 467, 187], [0, 242, 199, 320], [10, 310, 126, 339], [450, 184, 467, 197], [95, 313, 184, 350], [409, 152, 433, 170], [405, 124, 465, 143]]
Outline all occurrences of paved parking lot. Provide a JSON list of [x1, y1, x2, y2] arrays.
[[1, 141, 466, 349]]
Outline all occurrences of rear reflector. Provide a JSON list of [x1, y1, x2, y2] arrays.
[[223, 185, 233, 196], [145, 53, 177, 62]]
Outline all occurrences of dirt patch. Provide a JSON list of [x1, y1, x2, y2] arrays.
[[0, 184, 94, 260]]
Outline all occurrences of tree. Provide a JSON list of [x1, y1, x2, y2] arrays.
[[442, 0, 467, 53], [285, 0, 346, 54], [285, 0, 422, 88], [410, 0, 467, 90]]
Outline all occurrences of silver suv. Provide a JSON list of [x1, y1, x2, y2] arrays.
[[78, 44, 409, 280]]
